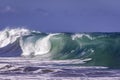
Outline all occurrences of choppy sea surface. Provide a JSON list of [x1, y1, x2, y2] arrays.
[[0, 57, 120, 80]]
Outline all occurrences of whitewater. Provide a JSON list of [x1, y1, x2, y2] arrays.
[[0, 28, 120, 80]]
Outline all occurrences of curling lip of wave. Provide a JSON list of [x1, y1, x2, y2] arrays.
[[20, 33, 59, 56], [0, 28, 61, 57], [0, 28, 94, 58]]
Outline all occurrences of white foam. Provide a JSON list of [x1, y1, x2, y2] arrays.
[[34, 34, 53, 56], [72, 34, 93, 40], [21, 33, 59, 56], [0, 28, 30, 48]]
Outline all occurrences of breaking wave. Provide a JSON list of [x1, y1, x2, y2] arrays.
[[1, 28, 120, 68]]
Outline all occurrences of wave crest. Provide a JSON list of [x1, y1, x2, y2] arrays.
[[0, 28, 30, 48]]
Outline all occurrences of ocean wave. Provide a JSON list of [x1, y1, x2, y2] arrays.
[[0, 28, 120, 68]]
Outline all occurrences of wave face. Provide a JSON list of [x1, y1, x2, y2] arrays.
[[1, 28, 120, 68]]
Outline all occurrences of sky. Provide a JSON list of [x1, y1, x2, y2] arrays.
[[0, 0, 120, 32]]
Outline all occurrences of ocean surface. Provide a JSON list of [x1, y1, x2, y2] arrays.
[[0, 28, 120, 80]]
